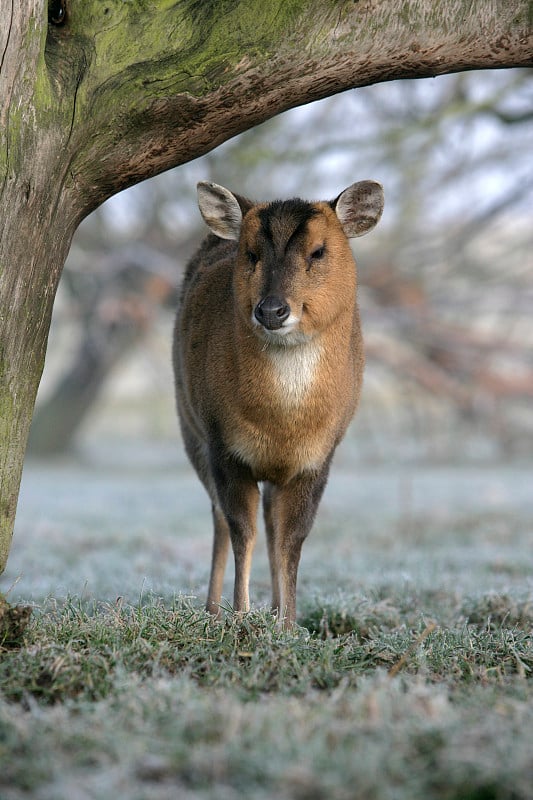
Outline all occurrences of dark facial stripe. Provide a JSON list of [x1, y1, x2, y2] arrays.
[[257, 200, 319, 298], [258, 199, 319, 255]]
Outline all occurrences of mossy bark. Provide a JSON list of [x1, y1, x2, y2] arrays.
[[0, 0, 531, 576]]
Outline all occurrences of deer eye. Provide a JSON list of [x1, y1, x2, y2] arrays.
[[307, 245, 326, 270], [246, 251, 259, 267], [311, 245, 325, 260]]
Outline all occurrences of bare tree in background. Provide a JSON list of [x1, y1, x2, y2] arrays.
[[31, 69, 533, 458]]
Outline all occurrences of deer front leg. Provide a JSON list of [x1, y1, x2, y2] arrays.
[[264, 460, 331, 627], [263, 482, 281, 613], [206, 504, 231, 617], [211, 453, 260, 614]]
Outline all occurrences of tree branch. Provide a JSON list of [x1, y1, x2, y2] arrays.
[[40, 0, 533, 221]]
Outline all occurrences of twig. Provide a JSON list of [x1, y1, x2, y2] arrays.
[[388, 622, 437, 678]]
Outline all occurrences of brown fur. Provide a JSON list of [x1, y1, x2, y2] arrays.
[[173, 181, 383, 626]]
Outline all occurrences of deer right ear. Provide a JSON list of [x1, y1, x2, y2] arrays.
[[332, 180, 384, 238], [197, 182, 244, 240]]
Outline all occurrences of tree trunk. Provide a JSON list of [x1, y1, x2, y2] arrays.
[[0, 1, 531, 575]]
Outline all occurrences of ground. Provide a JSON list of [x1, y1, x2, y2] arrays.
[[1, 433, 532, 799]]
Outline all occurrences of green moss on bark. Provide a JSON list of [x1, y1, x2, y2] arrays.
[[68, 0, 311, 110]]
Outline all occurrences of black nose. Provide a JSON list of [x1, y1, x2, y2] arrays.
[[254, 295, 291, 330]]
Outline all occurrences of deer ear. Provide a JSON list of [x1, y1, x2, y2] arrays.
[[197, 182, 245, 240], [332, 180, 384, 238]]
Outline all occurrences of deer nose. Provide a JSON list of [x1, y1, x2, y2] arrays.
[[254, 295, 291, 330]]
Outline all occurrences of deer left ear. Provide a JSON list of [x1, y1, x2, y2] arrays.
[[197, 182, 245, 240], [332, 180, 384, 238]]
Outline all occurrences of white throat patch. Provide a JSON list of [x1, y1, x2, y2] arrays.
[[267, 340, 322, 407]]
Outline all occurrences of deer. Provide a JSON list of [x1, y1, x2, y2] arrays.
[[173, 179, 384, 627]]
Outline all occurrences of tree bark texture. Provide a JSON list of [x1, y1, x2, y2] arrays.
[[0, 0, 532, 575]]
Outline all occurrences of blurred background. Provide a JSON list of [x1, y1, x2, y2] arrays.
[[29, 68, 533, 464]]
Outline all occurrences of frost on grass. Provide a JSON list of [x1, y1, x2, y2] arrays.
[[1, 452, 533, 798], [1, 593, 532, 711], [2, 670, 533, 800]]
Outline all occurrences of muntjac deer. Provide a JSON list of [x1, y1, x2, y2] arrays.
[[173, 180, 384, 626]]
